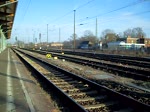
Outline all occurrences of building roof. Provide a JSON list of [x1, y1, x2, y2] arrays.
[[0, 0, 18, 39], [80, 41, 92, 45], [107, 41, 126, 46]]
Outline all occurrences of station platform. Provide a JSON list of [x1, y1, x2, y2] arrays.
[[0, 48, 57, 112]]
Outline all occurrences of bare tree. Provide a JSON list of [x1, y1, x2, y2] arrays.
[[101, 29, 116, 42], [132, 27, 145, 38], [80, 30, 99, 44], [123, 27, 145, 38], [118, 32, 124, 38], [123, 28, 132, 38], [101, 29, 115, 38], [83, 30, 94, 37]]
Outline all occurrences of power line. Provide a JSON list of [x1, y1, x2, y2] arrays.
[[48, 10, 150, 31], [50, 0, 95, 23], [78, 10, 150, 27], [50, 10, 73, 23], [21, 0, 32, 22], [78, 0, 148, 22], [12, 0, 32, 35], [13, 0, 31, 26], [75, 0, 95, 10]]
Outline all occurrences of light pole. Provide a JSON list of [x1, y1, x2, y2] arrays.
[[47, 24, 48, 50], [59, 28, 61, 42], [33, 31, 35, 49], [96, 18, 97, 39], [73, 10, 76, 51], [39, 33, 41, 44], [59, 28, 62, 51], [39, 33, 41, 49], [47, 24, 48, 43]]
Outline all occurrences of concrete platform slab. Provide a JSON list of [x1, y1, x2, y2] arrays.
[[0, 48, 58, 112]]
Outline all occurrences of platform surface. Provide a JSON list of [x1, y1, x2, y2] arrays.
[[0, 48, 57, 112]]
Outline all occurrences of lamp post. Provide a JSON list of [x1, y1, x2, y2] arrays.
[[39, 33, 41, 50], [59, 28, 61, 42], [47, 24, 48, 50], [96, 17, 99, 45], [73, 10, 76, 51], [39, 33, 41, 44], [96, 18, 97, 39], [47, 24, 48, 43], [59, 28, 62, 51]]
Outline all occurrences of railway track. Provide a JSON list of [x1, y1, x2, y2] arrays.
[[26, 49, 150, 81], [13, 49, 150, 112], [15, 48, 150, 104], [73, 51, 150, 69], [43, 49, 150, 68]]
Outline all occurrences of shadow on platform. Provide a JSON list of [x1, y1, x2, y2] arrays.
[[0, 60, 22, 65], [0, 95, 30, 111], [0, 72, 36, 85]]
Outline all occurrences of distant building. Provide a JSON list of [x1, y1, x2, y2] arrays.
[[126, 36, 150, 47], [137, 38, 150, 47], [126, 36, 138, 44], [78, 41, 93, 49], [50, 42, 63, 47], [107, 41, 126, 50], [107, 40, 145, 50]]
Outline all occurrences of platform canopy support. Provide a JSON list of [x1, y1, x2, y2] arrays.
[[0, 0, 18, 52]]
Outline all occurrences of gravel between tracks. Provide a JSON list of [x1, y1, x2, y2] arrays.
[[22, 50, 150, 104], [25, 50, 150, 89]]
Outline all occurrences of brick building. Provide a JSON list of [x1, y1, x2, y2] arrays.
[[126, 36, 150, 47], [126, 36, 138, 44], [145, 38, 150, 47]]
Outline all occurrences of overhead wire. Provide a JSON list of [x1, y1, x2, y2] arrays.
[[34, 1, 150, 30], [71, 10, 150, 38], [12, 0, 32, 41], [50, 10, 73, 23], [13, 0, 150, 41], [105, 10, 150, 24], [21, 0, 32, 22], [50, 0, 95, 23], [78, 0, 148, 22], [50, 9, 150, 32], [13, 0, 32, 29], [75, 0, 95, 10], [79, 10, 150, 26]]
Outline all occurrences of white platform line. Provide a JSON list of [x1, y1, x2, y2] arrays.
[[13, 56, 35, 112], [7, 49, 16, 111]]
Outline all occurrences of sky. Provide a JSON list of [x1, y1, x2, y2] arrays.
[[9, 0, 150, 44]]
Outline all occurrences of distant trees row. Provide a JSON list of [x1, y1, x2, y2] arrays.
[[63, 30, 98, 48], [63, 27, 146, 48], [100, 27, 145, 43], [101, 27, 145, 39]]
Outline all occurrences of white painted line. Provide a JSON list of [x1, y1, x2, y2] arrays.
[[7, 49, 16, 111], [13, 56, 35, 112]]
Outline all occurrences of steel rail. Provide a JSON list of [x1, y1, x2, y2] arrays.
[[13, 49, 150, 111], [27, 49, 150, 81], [41, 49, 150, 68]]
